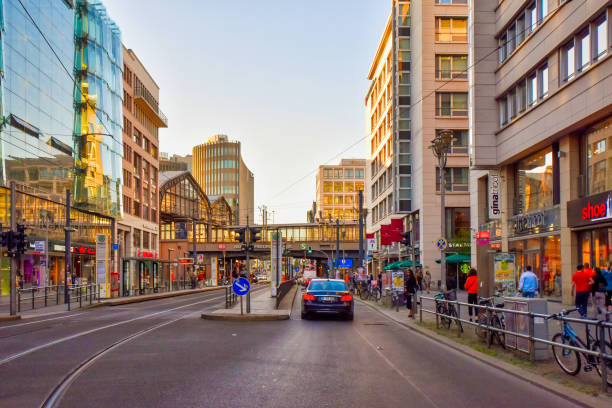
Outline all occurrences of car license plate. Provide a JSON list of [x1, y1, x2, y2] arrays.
[[320, 296, 335, 302]]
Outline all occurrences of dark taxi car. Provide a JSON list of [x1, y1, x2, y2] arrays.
[[301, 279, 354, 320]]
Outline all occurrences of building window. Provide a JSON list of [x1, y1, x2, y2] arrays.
[[595, 16, 608, 61], [323, 168, 332, 178], [345, 183, 354, 193], [344, 168, 353, 178], [562, 41, 575, 81], [436, 92, 467, 116], [539, 65, 548, 99], [435, 55, 468, 79], [334, 196, 344, 205], [436, 167, 468, 192], [435, 17, 467, 42], [334, 169, 343, 178], [445, 207, 470, 240], [435, 0, 467, 3], [499, 0, 548, 63], [578, 29, 591, 72], [355, 169, 364, 179], [439, 129, 468, 154], [515, 146, 554, 213], [133, 229, 141, 249], [586, 117, 612, 194], [334, 182, 343, 193], [323, 182, 332, 193], [323, 195, 332, 205]]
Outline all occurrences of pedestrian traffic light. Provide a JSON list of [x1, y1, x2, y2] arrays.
[[400, 231, 410, 247], [250, 227, 261, 244], [307, 246, 312, 254], [234, 227, 246, 243]]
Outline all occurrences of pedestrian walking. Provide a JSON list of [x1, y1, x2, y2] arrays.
[[592, 267, 608, 320], [415, 269, 423, 292], [424, 270, 432, 294], [518, 265, 538, 298], [404, 269, 417, 318], [572, 264, 594, 318], [377, 273, 383, 297], [604, 263, 612, 312], [465, 268, 478, 322]]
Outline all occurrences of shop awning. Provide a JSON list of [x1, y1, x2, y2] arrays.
[[397, 260, 422, 268], [383, 261, 402, 270], [435, 254, 471, 264]]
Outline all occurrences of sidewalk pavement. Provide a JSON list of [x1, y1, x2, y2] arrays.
[[358, 297, 612, 408], [0, 285, 229, 322], [201, 283, 297, 321]]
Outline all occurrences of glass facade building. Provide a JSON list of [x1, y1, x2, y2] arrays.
[[0, 0, 123, 295]]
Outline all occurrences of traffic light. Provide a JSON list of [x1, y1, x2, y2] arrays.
[[0, 231, 9, 248], [15, 224, 27, 255], [250, 227, 261, 244], [400, 231, 410, 247], [307, 246, 312, 254], [234, 227, 246, 244]]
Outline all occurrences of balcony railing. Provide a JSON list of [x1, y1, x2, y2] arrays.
[[134, 84, 168, 128]]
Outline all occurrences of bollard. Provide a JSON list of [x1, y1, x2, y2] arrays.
[[18, 290, 21, 313], [456, 301, 461, 337], [32, 288, 35, 310], [486, 306, 493, 348], [435, 299, 439, 329], [45, 286, 48, 307], [56, 286, 60, 305], [89, 285, 92, 305], [599, 322, 608, 394], [419, 295, 423, 323], [79, 286, 82, 308]]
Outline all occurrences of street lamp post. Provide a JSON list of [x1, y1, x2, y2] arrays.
[[167, 248, 175, 291], [430, 130, 454, 292]]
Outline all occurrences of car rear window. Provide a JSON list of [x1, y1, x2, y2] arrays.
[[308, 281, 347, 291]]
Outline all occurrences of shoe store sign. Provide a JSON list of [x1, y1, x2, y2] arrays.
[[567, 190, 612, 228]]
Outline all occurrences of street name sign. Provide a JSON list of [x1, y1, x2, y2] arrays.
[[232, 277, 250, 296]]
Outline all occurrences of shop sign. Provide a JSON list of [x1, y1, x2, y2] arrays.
[[218, 243, 226, 250], [392, 271, 404, 292], [509, 208, 558, 236], [34, 241, 45, 254], [179, 258, 194, 264], [567, 190, 612, 228], [53, 244, 66, 252], [488, 170, 501, 220], [475, 231, 489, 245]]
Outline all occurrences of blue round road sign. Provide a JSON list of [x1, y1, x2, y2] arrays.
[[232, 277, 250, 296]]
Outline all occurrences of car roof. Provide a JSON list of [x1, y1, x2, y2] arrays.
[[310, 278, 345, 283]]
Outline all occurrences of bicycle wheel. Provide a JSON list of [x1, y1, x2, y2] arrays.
[[449, 306, 463, 333], [551, 333, 581, 375], [489, 315, 505, 349], [475, 312, 488, 340], [437, 303, 451, 329], [592, 341, 612, 386]]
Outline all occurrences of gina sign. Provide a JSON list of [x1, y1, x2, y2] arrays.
[[488, 170, 501, 220]]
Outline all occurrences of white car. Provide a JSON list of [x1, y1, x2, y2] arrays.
[[256, 274, 268, 281]]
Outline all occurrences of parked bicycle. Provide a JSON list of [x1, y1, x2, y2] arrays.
[[360, 282, 381, 302], [547, 308, 612, 386], [475, 288, 506, 348], [434, 290, 463, 332]]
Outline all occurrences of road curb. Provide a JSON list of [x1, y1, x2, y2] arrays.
[[200, 311, 290, 321], [0, 314, 21, 322], [104, 286, 226, 306], [357, 299, 611, 408]]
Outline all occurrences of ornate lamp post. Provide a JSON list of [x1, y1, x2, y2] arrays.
[[430, 130, 454, 291]]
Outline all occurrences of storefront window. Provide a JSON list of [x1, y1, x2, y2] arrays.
[[516, 146, 554, 213], [509, 235, 561, 298], [586, 117, 612, 194]]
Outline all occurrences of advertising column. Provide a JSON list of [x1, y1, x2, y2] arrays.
[[211, 257, 218, 286], [96, 234, 109, 298], [271, 232, 281, 296]]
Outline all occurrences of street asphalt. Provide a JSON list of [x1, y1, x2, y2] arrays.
[[0, 287, 583, 408]]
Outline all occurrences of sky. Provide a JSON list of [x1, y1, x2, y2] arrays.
[[103, 0, 390, 224]]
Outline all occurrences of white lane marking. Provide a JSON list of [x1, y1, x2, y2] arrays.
[[0, 313, 86, 330], [353, 326, 441, 408], [0, 294, 224, 366]]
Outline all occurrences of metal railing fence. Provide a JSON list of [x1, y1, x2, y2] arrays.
[[17, 284, 100, 312], [418, 294, 612, 393]]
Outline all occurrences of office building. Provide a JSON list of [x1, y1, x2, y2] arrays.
[[160, 153, 192, 172], [192, 135, 254, 224], [0, 0, 121, 295], [315, 159, 366, 222], [470, 0, 612, 303], [366, 0, 470, 282], [118, 45, 167, 295]]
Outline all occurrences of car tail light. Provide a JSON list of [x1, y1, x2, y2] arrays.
[[340, 294, 353, 302], [303, 293, 315, 301]]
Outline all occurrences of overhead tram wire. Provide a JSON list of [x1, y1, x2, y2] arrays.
[[263, 4, 568, 206], [16, 0, 120, 144]]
